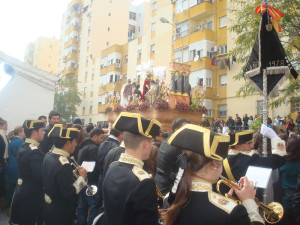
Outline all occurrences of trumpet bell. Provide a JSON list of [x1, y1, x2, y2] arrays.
[[264, 202, 284, 224], [86, 185, 98, 196]]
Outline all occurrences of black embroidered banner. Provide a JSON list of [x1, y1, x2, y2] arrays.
[[244, 13, 298, 96]]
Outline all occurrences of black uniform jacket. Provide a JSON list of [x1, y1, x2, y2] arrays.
[[176, 180, 264, 225], [43, 148, 86, 225], [40, 124, 54, 154], [222, 149, 286, 183], [154, 137, 182, 195], [10, 139, 44, 225], [103, 153, 159, 225], [103, 145, 125, 176], [78, 138, 99, 185]]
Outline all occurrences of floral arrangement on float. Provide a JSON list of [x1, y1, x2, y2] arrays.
[[175, 102, 191, 112], [155, 99, 169, 110], [136, 101, 150, 111], [105, 60, 209, 130]]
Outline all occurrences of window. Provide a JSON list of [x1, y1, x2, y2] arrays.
[[116, 59, 121, 64], [115, 74, 120, 82], [220, 16, 227, 28], [108, 12, 111, 16], [175, 0, 188, 13], [218, 105, 227, 117], [175, 20, 188, 39], [174, 47, 188, 63], [206, 77, 212, 87], [203, 109, 213, 117], [125, 55, 128, 63], [108, 27, 110, 31], [128, 24, 135, 33], [110, 74, 114, 83], [207, 21, 213, 30], [151, 22, 156, 31], [220, 75, 227, 86], [257, 100, 263, 115], [151, 44, 155, 54], [138, 50, 142, 59], [219, 45, 227, 55], [189, 50, 196, 61], [129, 12, 136, 20], [152, 1, 157, 10]]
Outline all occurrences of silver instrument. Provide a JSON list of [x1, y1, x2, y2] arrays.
[[70, 156, 98, 196]]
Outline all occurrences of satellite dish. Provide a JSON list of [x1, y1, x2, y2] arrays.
[[193, 55, 199, 62]]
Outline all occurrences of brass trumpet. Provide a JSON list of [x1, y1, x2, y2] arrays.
[[70, 156, 98, 196], [216, 175, 284, 224]]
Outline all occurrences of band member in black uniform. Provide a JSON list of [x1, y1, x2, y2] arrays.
[[164, 124, 264, 225], [222, 125, 286, 186], [10, 120, 45, 225], [103, 112, 161, 225], [43, 124, 87, 225]]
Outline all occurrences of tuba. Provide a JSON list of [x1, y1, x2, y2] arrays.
[[216, 175, 284, 224], [70, 156, 98, 196]]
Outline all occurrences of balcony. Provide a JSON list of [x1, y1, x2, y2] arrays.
[[174, 28, 215, 50], [67, 11, 80, 22], [98, 81, 125, 96], [100, 64, 122, 75], [62, 67, 77, 77], [64, 53, 77, 62], [64, 38, 78, 49], [185, 57, 213, 71], [65, 25, 80, 35], [175, 1, 214, 24]]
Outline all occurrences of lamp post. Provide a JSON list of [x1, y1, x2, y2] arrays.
[[160, 17, 184, 64]]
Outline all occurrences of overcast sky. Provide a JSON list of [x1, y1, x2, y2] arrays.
[[0, 0, 147, 61]]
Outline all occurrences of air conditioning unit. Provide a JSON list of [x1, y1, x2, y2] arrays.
[[210, 46, 218, 52], [116, 63, 121, 68]]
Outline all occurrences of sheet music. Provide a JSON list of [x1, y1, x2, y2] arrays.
[[245, 166, 272, 189], [81, 161, 96, 172]]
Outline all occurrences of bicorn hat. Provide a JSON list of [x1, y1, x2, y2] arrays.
[[229, 130, 253, 146], [22, 120, 45, 130], [48, 124, 78, 139], [168, 124, 230, 161], [113, 112, 161, 138]]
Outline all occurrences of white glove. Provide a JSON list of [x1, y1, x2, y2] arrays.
[[260, 124, 279, 140]]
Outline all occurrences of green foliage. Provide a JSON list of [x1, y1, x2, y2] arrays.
[[230, 0, 300, 105], [54, 75, 81, 122], [249, 117, 263, 131]]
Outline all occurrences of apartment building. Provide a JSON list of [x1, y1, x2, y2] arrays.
[[24, 37, 60, 75], [171, 0, 228, 119], [59, 0, 149, 124]]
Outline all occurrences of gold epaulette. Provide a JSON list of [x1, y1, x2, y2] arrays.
[[208, 191, 237, 214], [59, 156, 69, 165], [132, 166, 151, 181]]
